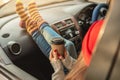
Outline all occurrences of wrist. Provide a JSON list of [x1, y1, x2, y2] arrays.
[[62, 53, 76, 70], [51, 60, 63, 72]]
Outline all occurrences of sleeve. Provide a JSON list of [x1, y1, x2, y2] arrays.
[[51, 60, 65, 80], [62, 52, 76, 70]]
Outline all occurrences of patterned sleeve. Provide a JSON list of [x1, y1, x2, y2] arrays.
[[51, 60, 65, 80]]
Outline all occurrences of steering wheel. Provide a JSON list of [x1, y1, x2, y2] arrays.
[[91, 3, 108, 23]]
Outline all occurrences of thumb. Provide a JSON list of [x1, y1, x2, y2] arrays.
[[49, 50, 53, 61]]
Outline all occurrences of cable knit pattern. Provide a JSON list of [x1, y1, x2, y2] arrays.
[[51, 60, 65, 80], [16, 0, 29, 21], [51, 54, 76, 80], [27, 1, 46, 28], [62, 53, 76, 70], [16, 0, 45, 35]]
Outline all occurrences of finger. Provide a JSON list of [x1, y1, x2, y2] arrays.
[[49, 50, 53, 61], [64, 49, 67, 58], [59, 55, 64, 60], [53, 49, 58, 60]]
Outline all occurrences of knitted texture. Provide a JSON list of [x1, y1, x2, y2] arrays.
[[51, 60, 65, 80], [16, 0, 29, 21], [62, 53, 76, 70], [16, 0, 45, 35], [27, 1, 45, 28]]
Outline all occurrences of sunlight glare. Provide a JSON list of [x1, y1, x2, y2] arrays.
[[2, 0, 10, 3]]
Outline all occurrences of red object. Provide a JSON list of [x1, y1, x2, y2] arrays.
[[54, 49, 61, 58], [82, 20, 104, 66]]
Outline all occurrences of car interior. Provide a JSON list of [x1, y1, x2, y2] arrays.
[[0, 0, 120, 80]]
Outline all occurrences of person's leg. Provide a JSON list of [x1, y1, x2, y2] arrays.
[[31, 23, 77, 59], [16, 1, 77, 74], [26, 1, 77, 59], [32, 30, 51, 57], [40, 23, 77, 59], [16, 1, 77, 59], [16, 1, 51, 58], [31, 25, 77, 74], [64, 39, 77, 59]]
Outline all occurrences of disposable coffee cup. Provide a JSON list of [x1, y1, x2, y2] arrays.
[[51, 37, 65, 57]]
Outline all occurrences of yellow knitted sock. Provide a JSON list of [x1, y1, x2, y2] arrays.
[[26, 18, 38, 35], [28, 1, 46, 28], [16, 0, 29, 21], [16, 0, 38, 35]]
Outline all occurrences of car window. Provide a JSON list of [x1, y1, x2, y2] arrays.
[[88, 0, 107, 3], [0, 0, 10, 6], [0, 0, 72, 18]]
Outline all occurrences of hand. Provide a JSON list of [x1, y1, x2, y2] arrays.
[[58, 49, 67, 60], [49, 49, 67, 61], [49, 49, 61, 62], [49, 49, 64, 72], [60, 50, 76, 70]]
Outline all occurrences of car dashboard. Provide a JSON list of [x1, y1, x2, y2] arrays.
[[0, 1, 97, 80]]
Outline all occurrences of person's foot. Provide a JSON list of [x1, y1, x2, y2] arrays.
[[19, 20, 26, 28], [16, 0, 29, 21], [27, 1, 46, 29], [16, 0, 38, 35]]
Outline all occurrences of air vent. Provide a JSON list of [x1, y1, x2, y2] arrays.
[[2, 33, 10, 38], [7, 41, 21, 55], [54, 22, 64, 28], [65, 19, 73, 24]]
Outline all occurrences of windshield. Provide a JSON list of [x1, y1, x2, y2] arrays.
[[0, 0, 108, 18], [88, 0, 107, 3], [0, 0, 10, 7], [0, 0, 72, 17]]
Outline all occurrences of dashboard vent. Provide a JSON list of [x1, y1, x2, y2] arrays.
[[53, 18, 74, 29], [65, 19, 73, 24], [54, 22, 64, 28]]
